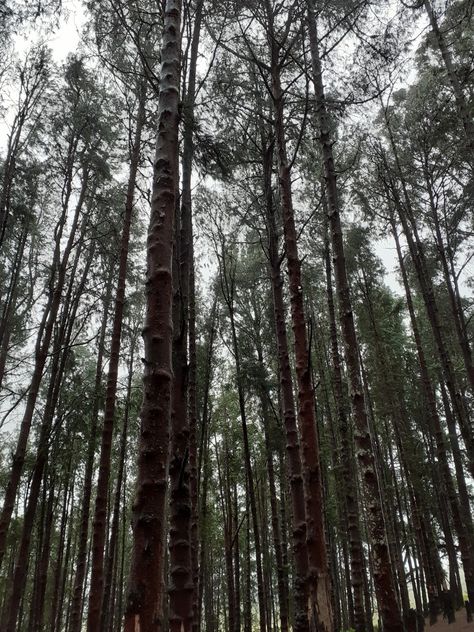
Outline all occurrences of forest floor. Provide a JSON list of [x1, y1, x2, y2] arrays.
[[426, 614, 474, 630]]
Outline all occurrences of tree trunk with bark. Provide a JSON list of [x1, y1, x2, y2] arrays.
[[124, 3, 182, 629], [306, 5, 403, 629]]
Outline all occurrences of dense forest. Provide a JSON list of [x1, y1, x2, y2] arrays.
[[0, 0, 473, 631]]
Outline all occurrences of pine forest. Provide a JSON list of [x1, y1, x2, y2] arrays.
[[0, 0, 474, 631]]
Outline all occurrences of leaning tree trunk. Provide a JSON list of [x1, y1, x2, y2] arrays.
[[124, 2, 182, 630], [0, 168, 89, 570], [390, 215, 474, 607], [381, 113, 474, 478], [422, 0, 474, 149], [306, 5, 403, 630]]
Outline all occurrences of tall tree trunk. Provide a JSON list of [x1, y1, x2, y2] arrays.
[[390, 215, 474, 606], [0, 170, 89, 568], [262, 137, 309, 632], [68, 263, 115, 632], [256, 348, 289, 632], [380, 119, 474, 477], [306, 6, 403, 630], [2, 231, 94, 632], [87, 78, 146, 632], [422, 0, 474, 149], [102, 340, 136, 632], [219, 250, 267, 632], [422, 162, 474, 393], [124, 2, 182, 629], [264, 6, 333, 627], [168, 1, 203, 628], [323, 219, 368, 632]]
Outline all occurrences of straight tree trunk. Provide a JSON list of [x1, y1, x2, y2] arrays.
[[219, 251, 267, 632], [323, 220, 367, 632], [124, 3, 182, 629], [390, 215, 474, 606], [262, 135, 309, 632], [102, 341, 136, 632], [68, 263, 115, 632], [264, 7, 333, 627], [87, 78, 147, 632], [306, 6, 403, 629], [168, 0, 203, 628]]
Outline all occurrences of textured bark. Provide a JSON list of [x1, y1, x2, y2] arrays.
[[263, 140, 309, 632], [323, 222, 367, 632], [168, 0, 203, 626], [124, 3, 181, 629], [87, 78, 146, 632], [183, 4, 204, 623], [264, 6, 333, 628], [306, 5, 403, 630]]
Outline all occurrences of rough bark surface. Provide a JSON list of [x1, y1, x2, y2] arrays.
[[124, 3, 181, 630]]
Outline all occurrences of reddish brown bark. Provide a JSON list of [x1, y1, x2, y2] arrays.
[[87, 80, 146, 632], [124, 2, 182, 629], [263, 140, 310, 632], [267, 10, 333, 626], [306, 5, 403, 629]]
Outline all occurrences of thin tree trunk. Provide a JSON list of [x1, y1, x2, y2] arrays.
[[306, 5, 403, 629], [68, 263, 115, 632], [265, 7, 333, 626], [263, 139, 309, 632], [87, 78, 146, 632], [391, 216, 474, 606], [323, 218, 367, 632], [0, 170, 89, 568], [422, 0, 474, 149]]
